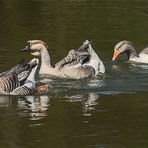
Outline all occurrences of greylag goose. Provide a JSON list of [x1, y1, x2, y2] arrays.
[[112, 40, 148, 63], [21, 40, 105, 79], [0, 58, 39, 95]]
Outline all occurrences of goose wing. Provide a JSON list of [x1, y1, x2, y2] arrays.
[[10, 85, 32, 95], [55, 41, 90, 69], [0, 60, 30, 78], [139, 47, 148, 55], [0, 61, 29, 93], [0, 59, 38, 94], [0, 73, 19, 93], [0, 70, 9, 77], [56, 50, 90, 69], [61, 65, 95, 79], [58, 40, 105, 79], [10, 64, 38, 95]]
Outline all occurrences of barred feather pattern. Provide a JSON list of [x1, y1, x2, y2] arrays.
[[10, 86, 32, 95], [0, 59, 38, 95], [61, 65, 95, 79], [77, 41, 90, 51], [56, 49, 90, 68], [0, 74, 19, 93], [0, 90, 9, 95]]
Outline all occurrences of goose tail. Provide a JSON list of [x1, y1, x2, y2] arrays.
[[10, 64, 39, 95], [10, 58, 38, 75], [24, 64, 39, 89], [15, 58, 38, 83], [77, 40, 90, 51]]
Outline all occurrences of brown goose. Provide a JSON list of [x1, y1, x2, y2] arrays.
[[21, 40, 105, 79]]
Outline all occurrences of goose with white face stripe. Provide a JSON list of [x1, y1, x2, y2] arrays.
[[112, 40, 148, 63], [21, 40, 105, 79], [0, 58, 39, 95]]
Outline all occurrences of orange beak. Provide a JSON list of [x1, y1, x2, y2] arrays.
[[112, 50, 120, 61]]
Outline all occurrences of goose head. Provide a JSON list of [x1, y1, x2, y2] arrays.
[[112, 40, 138, 61], [21, 40, 48, 56]]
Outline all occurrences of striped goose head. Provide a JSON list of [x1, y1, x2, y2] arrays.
[[112, 40, 138, 61], [21, 40, 48, 56]]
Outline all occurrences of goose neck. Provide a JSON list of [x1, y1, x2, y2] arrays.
[[40, 48, 52, 68]]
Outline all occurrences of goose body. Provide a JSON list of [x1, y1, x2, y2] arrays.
[[10, 64, 38, 95], [130, 48, 148, 63], [112, 40, 148, 63], [21, 40, 105, 79], [0, 58, 39, 95]]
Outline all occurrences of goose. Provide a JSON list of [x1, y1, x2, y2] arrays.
[[21, 40, 105, 79], [112, 40, 148, 63], [0, 58, 39, 95], [10, 64, 38, 95]]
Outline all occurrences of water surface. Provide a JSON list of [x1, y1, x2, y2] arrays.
[[0, 0, 148, 147]]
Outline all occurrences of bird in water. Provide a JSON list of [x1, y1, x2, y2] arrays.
[[0, 58, 39, 95], [112, 40, 148, 63], [21, 40, 105, 79]]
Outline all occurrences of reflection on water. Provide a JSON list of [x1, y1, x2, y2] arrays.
[[0, 92, 148, 148], [0, 92, 100, 120], [83, 93, 99, 116], [65, 93, 99, 116], [17, 95, 50, 120], [1, 0, 148, 147], [0, 96, 11, 107], [0, 95, 50, 120], [0, 60, 148, 122]]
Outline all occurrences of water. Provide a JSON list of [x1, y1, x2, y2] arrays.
[[0, 0, 148, 147]]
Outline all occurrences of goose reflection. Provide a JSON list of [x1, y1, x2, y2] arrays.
[[65, 93, 99, 116], [17, 95, 50, 120], [0, 96, 12, 107], [83, 93, 99, 116]]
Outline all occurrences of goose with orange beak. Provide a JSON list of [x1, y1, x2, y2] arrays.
[[112, 40, 148, 63]]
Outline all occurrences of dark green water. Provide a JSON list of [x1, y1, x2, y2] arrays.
[[0, 0, 148, 147]]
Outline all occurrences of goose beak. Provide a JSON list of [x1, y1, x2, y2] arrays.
[[21, 47, 30, 52], [112, 50, 120, 61]]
